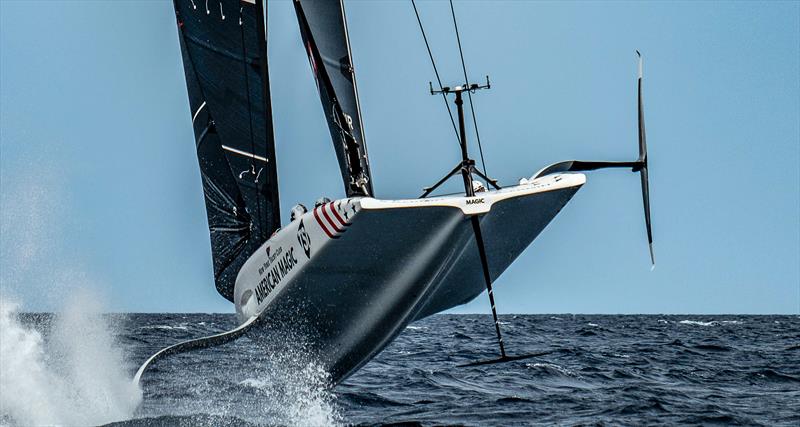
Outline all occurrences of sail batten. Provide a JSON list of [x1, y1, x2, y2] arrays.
[[182, 33, 261, 64], [174, 0, 279, 302], [294, 0, 373, 197]]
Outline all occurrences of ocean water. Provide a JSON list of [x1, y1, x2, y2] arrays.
[[1, 309, 798, 426]]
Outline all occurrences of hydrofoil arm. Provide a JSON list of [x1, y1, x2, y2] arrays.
[[133, 314, 259, 385]]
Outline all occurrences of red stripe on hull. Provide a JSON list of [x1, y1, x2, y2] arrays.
[[328, 202, 349, 228], [313, 207, 337, 239], [322, 204, 344, 233]]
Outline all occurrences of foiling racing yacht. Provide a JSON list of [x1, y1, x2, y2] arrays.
[[135, 0, 654, 386]]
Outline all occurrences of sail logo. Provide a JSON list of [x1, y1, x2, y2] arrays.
[[255, 247, 299, 305], [466, 198, 485, 205], [343, 113, 354, 131], [297, 219, 312, 259]]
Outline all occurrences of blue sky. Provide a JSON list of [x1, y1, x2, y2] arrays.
[[1, 1, 798, 314]]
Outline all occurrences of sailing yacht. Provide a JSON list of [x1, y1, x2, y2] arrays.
[[135, 0, 653, 386]]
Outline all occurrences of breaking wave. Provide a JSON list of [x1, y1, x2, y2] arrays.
[[679, 319, 745, 327]]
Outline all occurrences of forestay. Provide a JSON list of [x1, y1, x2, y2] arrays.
[[173, 0, 280, 302]]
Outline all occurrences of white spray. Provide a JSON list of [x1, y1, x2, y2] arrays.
[[0, 161, 141, 425], [0, 292, 142, 426], [237, 359, 341, 426]]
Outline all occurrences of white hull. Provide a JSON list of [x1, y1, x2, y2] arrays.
[[232, 172, 585, 383]]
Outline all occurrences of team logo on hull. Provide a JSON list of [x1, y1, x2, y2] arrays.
[[254, 246, 299, 305], [297, 219, 312, 259]]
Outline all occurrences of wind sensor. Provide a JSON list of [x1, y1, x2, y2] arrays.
[[421, 76, 499, 198]]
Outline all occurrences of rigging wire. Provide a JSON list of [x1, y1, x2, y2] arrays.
[[239, 14, 263, 240], [449, 0, 489, 180], [411, 0, 461, 147]]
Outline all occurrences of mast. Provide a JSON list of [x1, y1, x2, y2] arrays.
[[340, 3, 369, 170], [293, 0, 373, 197]]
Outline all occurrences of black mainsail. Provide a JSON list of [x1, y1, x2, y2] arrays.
[[173, 0, 279, 302], [294, 0, 373, 197]]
